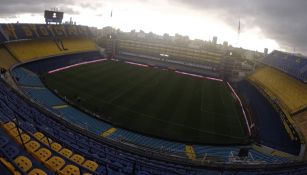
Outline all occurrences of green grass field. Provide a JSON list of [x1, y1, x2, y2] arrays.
[[43, 60, 249, 144]]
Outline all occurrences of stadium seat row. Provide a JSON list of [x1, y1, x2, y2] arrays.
[[262, 50, 307, 83]]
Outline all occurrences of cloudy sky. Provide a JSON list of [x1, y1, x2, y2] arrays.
[[0, 0, 306, 54]]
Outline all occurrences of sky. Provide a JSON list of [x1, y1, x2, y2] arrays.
[[0, 0, 306, 54]]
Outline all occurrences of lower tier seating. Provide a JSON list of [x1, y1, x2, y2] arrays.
[[0, 126, 53, 174], [0, 70, 307, 174], [2, 121, 100, 175], [235, 81, 301, 155]]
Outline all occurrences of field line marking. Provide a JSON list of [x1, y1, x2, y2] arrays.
[[227, 82, 251, 136]]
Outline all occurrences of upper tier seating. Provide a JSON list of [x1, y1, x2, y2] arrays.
[[0, 46, 17, 70], [62, 38, 97, 53], [262, 50, 307, 83], [249, 67, 307, 114], [5, 38, 97, 62], [6, 39, 61, 61]]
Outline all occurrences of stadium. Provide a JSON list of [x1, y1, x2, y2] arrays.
[[0, 10, 307, 175]]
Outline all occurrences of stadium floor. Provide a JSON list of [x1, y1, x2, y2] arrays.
[[42, 60, 249, 144]]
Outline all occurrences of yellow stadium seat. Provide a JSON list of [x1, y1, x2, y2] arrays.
[[41, 137, 53, 146], [46, 156, 65, 172], [83, 160, 98, 171], [14, 156, 32, 173], [0, 157, 18, 174], [60, 164, 80, 175], [5, 38, 97, 62], [5, 39, 60, 62], [51, 142, 62, 152], [8, 128, 23, 137], [59, 148, 73, 158], [25, 140, 41, 153], [70, 154, 85, 165], [3, 122, 16, 131], [34, 148, 52, 162], [28, 168, 47, 175], [62, 38, 97, 53], [15, 133, 31, 144], [33, 132, 45, 140]]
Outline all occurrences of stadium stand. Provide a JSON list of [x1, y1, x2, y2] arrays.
[[0, 29, 6, 43], [118, 53, 220, 78], [22, 87, 66, 107], [5, 38, 97, 62], [5, 39, 62, 61], [249, 67, 307, 114], [262, 50, 307, 83], [11, 67, 44, 87], [23, 51, 104, 75], [0, 45, 18, 70], [22, 51, 103, 74], [2, 75, 307, 174], [62, 38, 97, 52], [293, 111, 307, 150], [2, 121, 100, 174], [235, 80, 301, 155], [0, 125, 54, 174]]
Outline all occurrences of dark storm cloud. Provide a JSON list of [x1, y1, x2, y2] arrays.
[[173, 0, 307, 53], [0, 0, 78, 17]]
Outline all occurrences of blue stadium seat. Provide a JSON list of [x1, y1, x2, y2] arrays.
[[2, 145, 20, 159], [262, 50, 307, 82], [0, 136, 9, 147], [12, 67, 44, 87]]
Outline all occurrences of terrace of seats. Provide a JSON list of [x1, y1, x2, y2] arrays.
[[249, 66, 307, 114], [262, 50, 307, 82], [1, 121, 102, 175], [5, 38, 97, 62], [2, 70, 307, 174], [63, 38, 98, 53], [0, 46, 18, 70], [235, 80, 301, 156], [23, 51, 102, 74], [0, 125, 55, 175], [0, 77, 219, 175]]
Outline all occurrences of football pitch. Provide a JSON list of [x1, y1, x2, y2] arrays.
[[43, 60, 249, 144]]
